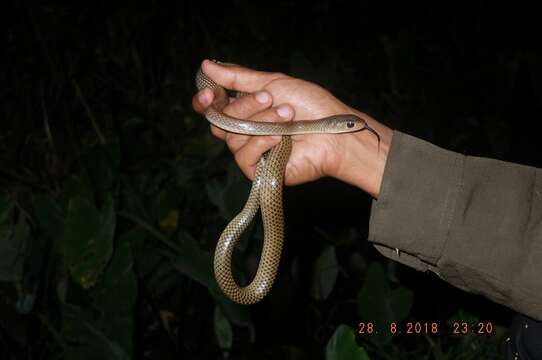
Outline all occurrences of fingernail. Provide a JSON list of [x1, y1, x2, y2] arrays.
[[271, 136, 282, 142], [197, 91, 208, 105], [255, 91, 270, 104], [277, 105, 291, 118]]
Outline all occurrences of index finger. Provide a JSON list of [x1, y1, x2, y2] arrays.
[[200, 59, 287, 94]]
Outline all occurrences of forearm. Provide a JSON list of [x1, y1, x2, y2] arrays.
[[366, 130, 542, 320]]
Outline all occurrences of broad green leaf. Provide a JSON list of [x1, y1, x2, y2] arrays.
[[206, 162, 256, 254], [206, 163, 250, 221], [214, 304, 233, 352], [92, 241, 137, 353], [216, 295, 255, 343], [171, 232, 215, 289], [357, 262, 413, 345], [61, 196, 115, 289], [326, 324, 370, 360], [61, 241, 136, 359], [158, 186, 180, 233], [311, 246, 339, 300], [389, 287, 414, 321], [61, 304, 131, 360]]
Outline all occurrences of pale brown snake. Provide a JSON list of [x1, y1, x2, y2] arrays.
[[196, 63, 379, 304]]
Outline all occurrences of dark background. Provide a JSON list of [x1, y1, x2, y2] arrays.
[[1, 1, 540, 359]]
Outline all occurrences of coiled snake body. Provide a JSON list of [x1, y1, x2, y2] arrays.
[[196, 65, 378, 304]]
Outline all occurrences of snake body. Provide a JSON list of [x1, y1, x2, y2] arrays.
[[196, 65, 378, 304]]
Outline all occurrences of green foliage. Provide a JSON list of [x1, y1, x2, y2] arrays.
[[311, 246, 339, 300], [169, 231, 255, 335], [206, 163, 251, 221], [61, 196, 115, 289], [357, 262, 414, 345], [326, 325, 370, 360], [214, 305, 234, 356], [61, 241, 136, 360]]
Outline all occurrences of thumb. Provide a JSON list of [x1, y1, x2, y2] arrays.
[[200, 59, 286, 94]]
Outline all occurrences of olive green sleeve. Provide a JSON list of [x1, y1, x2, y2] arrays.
[[369, 130, 542, 321]]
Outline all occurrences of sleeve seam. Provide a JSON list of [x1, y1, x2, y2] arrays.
[[435, 153, 465, 264]]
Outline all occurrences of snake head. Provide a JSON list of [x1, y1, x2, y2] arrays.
[[325, 115, 381, 146], [325, 115, 366, 133]]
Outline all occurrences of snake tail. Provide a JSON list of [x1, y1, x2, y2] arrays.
[[213, 138, 292, 304]]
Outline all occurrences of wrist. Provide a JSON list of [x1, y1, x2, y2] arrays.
[[333, 111, 393, 198]]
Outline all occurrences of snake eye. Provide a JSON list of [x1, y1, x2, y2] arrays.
[[346, 121, 355, 128]]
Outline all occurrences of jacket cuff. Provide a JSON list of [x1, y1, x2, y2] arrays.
[[369, 130, 464, 271]]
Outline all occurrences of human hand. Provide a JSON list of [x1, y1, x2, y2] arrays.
[[192, 59, 392, 198]]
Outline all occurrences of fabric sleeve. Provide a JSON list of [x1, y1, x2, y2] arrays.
[[369, 130, 542, 321]]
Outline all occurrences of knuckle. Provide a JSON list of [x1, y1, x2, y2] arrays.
[[272, 71, 289, 80], [251, 92, 270, 106]]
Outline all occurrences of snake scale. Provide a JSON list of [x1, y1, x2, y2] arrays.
[[196, 63, 379, 304]]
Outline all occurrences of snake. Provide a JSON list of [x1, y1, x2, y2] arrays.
[[196, 63, 380, 305]]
